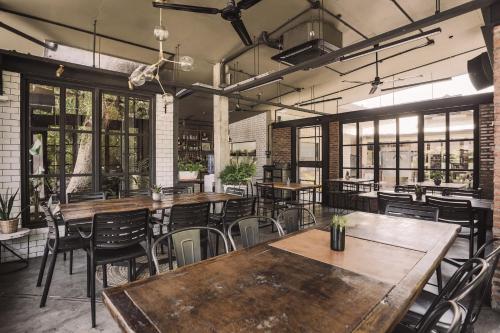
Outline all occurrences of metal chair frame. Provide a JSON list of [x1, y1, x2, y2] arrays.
[[227, 216, 284, 250], [277, 207, 317, 234]]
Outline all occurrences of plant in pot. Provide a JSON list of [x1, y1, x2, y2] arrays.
[[430, 171, 443, 186], [330, 215, 348, 251], [220, 157, 257, 193], [0, 188, 22, 234], [414, 184, 425, 201], [178, 161, 205, 180], [151, 185, 162, 201]]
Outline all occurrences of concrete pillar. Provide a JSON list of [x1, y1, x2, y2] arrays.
[[213, 63, 230, 192]]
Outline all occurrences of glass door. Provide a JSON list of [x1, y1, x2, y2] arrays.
[[297, 126, 322, 202]]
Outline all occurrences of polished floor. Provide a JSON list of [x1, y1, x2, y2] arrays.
[[1, 208, 500, 332]]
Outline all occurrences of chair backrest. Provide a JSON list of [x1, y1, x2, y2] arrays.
[[227, 216, 284, 250], [394, 185, 416, 193], [222, 197, 255, 225], [91, 208, 149, 250], [66, 191, 106, 203], [416, 301, 462, 333], [41, 199, 61, 244], [377, 192, 413, 214], [442, 188, 482, 199], [425, 196, 473, 224], [277, 207, 317, 234], [385, 202, 438, 222], [225, 186, 246, 197], [151, 226, 228, 273], [169, 202, 210, 229], [255, 182, 275, 201]]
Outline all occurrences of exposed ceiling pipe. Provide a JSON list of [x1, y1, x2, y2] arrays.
[[221, 0, 497, 95], [0, 21, 57, 51]]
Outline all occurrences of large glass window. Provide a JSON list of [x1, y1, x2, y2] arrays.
[[298, 126, 322, 202]]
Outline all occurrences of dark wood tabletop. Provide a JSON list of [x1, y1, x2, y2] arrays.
[[265, 182, 321, 191], [357, 190, 493, 211], [102, 211, 459, 333], [59, 192, 240, 223]]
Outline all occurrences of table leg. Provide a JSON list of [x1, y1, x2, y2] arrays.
[[313, 188, 316, 214], [0, 240, 29, 274]]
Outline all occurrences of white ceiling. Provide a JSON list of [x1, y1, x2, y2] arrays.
[[0, 0, 488, 121]]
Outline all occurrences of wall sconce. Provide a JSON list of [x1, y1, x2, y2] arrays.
[[55, 65, 64, 77]]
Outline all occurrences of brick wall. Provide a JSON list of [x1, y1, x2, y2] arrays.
[[329, 121, 340, 179], [271, 127, 292, 165], [229, 112, 269, 180], [155, 94, 174, 187], [492, 25, 500, 310], [479, 104, 494, 199]]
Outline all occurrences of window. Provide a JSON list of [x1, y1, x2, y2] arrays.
[[298, 126, 322, 201], [342, 123, 357, 177]]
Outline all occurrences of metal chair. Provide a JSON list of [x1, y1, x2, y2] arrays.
[[78, 208, 153, 328], [442, 188, 482, 199], [66, 191, 106, 203], [377, 191, 413, 214], [119, 188, 150, 198], [227, 216, 284, 250], [394, 301, 463, 333], [255, 182, 287, 219], [37, 201, 88, 308], [385, 203, 438, 221], [277, 207, 317, 234], [151, 226, 229, 273], [210, 197, 255, 234]]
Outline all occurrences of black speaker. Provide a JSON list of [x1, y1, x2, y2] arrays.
[[467, 52, 493, 90]]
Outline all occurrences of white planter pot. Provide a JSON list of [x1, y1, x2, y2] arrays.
[[179, 171, 199, 180], [152, 192, 162, 201]]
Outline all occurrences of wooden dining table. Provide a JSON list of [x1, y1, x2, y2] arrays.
[[59, 192, 240, 223], [103, 211, 459, 333], [262, 182, 322, 213]]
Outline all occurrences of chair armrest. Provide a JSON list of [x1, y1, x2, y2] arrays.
[[77, 226, 92, 239]]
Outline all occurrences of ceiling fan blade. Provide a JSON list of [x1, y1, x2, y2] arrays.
[[231, 19, 253, 46], [342, 80, 366, 84], [237, 0, 262, 10], [152, 2, 220, 14], [369, 85, 378, 95]]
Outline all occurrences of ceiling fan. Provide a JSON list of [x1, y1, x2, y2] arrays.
[[342, 53, 423, 95], [152, 0, 262, 46]]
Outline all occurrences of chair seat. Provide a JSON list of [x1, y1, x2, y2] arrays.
[[88, 243, 147, 266], [51, 234, 88, 251]]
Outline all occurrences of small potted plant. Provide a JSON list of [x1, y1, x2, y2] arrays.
[[330, 215, 348, 251], [178, 160, 205, 180], [0, 188, 22, 234], [414, 184, 424, 201], [430, 171, 443, 186], [151, 185, 162, 201]]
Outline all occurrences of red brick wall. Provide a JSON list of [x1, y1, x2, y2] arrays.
[[480, 104, 494, 199], [492, 25, 500, 310], [329, 121, 340, 179], [272, 127, 291, 165]]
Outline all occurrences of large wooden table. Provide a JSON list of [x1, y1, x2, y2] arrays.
[[103, 212, 459, 333], [263, 182, 322, 213], [59, 192, 240, 223]]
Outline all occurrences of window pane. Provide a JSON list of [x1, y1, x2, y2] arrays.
[[360, 169, 374, 181], [399, 116, 418, 142], [424, 170, 445, 182], [399, 170, 418, 185], [450, 171, 473, 185], [102, 94, 125, 134], [343, 169, 357, 179], [379, 119, 396, 143], [129, 135, 150, 173], [130, 175, 150, 190], [342, 146, 357, 169], [450, 110, 474, 140], [29, 84, 60, 129], [360, 145, 374, 168], [128, 97, 150, 134], [101, 134, 124, 173], [449, 140, 473, 170], [359, 121, 374, 144], [342, 123, 357, 145], [102, 176, 124, 198], [400, 143, 418, 169], [379, 170, 396, 190], [65, 175, 92, 193], [299, 137, 319, 161], [66, 89, 93, 131], [65, 132, 93, 174], [379, 144, 396, 168], [424, 141, 446, 169], [424, 113, 446, 141], [299, 167, 321, 185]]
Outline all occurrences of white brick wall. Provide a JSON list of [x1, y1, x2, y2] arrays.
[[155, 94, 174, 187], [229, 112, 270, 180]]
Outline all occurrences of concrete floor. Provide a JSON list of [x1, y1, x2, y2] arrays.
[[1, 208, 500, 332]]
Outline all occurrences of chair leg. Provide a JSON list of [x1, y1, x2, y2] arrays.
[[86, 254, 90, 298], [69, 250, 73, 275], [436, 264, 443, 293], [36, 242, 49, 287], [40, 251, 57, 308], [127, 259, 133, 282], [102, 265, 108, 288], [63, 251, 66, 261], [90, 257, 96, 328]]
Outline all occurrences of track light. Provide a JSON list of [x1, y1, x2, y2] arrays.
[[55, 65, 64, 77]]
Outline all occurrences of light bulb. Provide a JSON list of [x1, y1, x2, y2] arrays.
[[179, 56, 194, 72], [143, 65, 157, 81], [154, 25, 169, 41], [129, 65, 147, 87]]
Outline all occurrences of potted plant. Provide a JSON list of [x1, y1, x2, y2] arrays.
[[414, 184, 424, 201], [430, 171, 443, 186], [178, 161, 205, 180], [0, 188, 22, 234], [330, 215, 348, 251], [220, 157, 256, 194], [151, 185, 162, 201]]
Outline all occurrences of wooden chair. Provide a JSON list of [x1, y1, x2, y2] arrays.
[[277, 207, 317, 234], [78, 208, 153, 328], [227, 216, 284, 250], [377, 191, 413, 214], [151, 226, 229, 273]]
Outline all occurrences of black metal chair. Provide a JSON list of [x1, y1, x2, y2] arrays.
[[209, 197, 255, 234], [377, 191, 413, 214], [119, 188, 150, 198], [78, 208, 153, 328], [394, 301, 463, 333], [426, 196, 478, 264], [385, 202, 438, 221], [398, 258, 489, 333], [255, 182, 287, 219], [442, 188, 482, 199], [394, 185, 416, 193], [277, 207, 317, 234], [151, 226, 229, 273], [227, 216, 284, 250], [37, 200, 88, 308], [329, 182, 358, 214]]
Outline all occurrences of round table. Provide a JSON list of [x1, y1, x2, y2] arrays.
[[0, 228, 30, 274]]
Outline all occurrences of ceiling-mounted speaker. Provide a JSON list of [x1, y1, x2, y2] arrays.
[[467, 52, 492, 90]]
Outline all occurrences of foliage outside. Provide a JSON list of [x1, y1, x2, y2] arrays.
[[331, 214, 348, 231], [178, 161, 205, 172], [219, 157, 256, 185]]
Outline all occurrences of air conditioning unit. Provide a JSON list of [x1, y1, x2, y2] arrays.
[[271, 19, 342, 66]]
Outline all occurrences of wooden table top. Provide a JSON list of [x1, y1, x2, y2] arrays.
[[263, 182, 322, 191], [414, 181, 467, 189], [103, 211, 459, 333], [59, 192, 240, 223], [357, 191, 493, 211], [328, 178, 374, 184]]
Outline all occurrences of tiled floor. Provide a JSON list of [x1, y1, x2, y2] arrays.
[[0, 207, 499, 332]]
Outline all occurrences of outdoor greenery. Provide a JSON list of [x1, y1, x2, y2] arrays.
[[330, 215, 348, 231], [0, 188, 21, 221], [219, 157, 256, 185], [430, 170, 443, 180], [178, 160, 205, 172]]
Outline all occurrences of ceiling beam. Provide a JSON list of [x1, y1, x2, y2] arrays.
[[0, 21, 57, 50]]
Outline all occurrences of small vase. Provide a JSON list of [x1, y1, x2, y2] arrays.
[[415, 192, 423, 201], [434, 178, 441, 186], [152, 192, 161, 201], [330, 226, 345, 251]]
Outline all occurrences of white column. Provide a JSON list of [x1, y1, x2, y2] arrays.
[[213, 63, 230, 192]]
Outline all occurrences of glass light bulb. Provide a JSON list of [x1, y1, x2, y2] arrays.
[[143, 65, 157, 81], [154, 25, 169, 41], [129, 65, 147, 87], [179, 56, 194, 72]]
